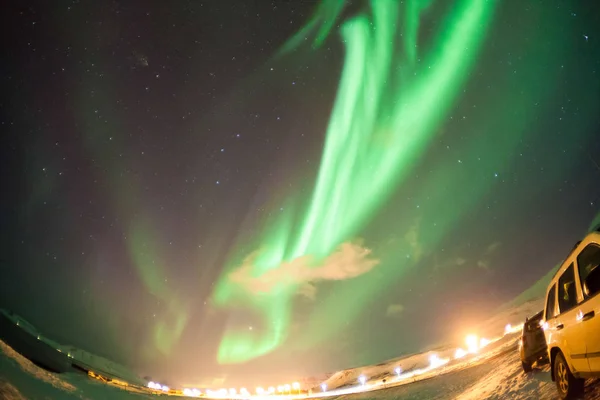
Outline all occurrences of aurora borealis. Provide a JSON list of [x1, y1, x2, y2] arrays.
[[213, 0, 496, 364], [2, 0, 600, 388]]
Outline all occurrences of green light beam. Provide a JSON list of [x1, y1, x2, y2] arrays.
[[213, 0, 496, 364]]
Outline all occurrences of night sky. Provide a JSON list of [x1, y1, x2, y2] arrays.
[[1, 0, 600, 389]]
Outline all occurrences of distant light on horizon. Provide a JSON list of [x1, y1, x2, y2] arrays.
[[428, 354, 448, 369], [454, 348, 467, 359], [465, 334, 479, 353]]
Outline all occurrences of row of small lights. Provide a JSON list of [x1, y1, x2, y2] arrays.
[[158, 339, 483, 398], [147, 382, 302, 397], [147, 323, 524, 398]]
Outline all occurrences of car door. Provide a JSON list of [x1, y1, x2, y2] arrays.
[[575, 241, 600, 371], [555, 263, 590, 372]]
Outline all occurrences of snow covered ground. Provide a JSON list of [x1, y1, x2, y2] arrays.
[[0, 340, 153, 399], [3, 297, 600, 399], [306, 349, 600, 400], [4, 333, 600, 400]]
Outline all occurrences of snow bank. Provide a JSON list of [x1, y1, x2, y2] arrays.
[[0, 339, 77, 393], [0, 308, 144, 386], [0, 379, 27, 400]]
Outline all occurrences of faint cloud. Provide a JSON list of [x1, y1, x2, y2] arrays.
[[297, 282, 317, 300], [228, 241, 379, 300], [478, 242, 501, 270], [433, 256, 466, 273], [404, 219, 424, 262], [485, 241, 501, 254], [477, 259, 490, 270], [132, 51, 149, 67], [386, 304, 405, 317]]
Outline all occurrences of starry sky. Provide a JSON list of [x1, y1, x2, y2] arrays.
[[1, 0, 600, 389]]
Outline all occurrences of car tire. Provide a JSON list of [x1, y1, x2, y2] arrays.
[[553, 351, 584, 399], [521, 360, 532, 373]]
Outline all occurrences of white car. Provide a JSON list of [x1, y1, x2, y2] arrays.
[[543, 230, 600, 399]]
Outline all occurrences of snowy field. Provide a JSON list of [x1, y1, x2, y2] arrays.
[[4, 336, 600, 400], [4, 335, 600, 400], [3, 296, 600, 399]]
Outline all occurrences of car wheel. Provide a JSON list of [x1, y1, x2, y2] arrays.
[[521, 360, 532, 373], [554, 351, 584, 399]]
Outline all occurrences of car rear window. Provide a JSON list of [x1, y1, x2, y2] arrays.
[[525, 315, 542, 331]]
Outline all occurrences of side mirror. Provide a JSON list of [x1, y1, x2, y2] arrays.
[[583, 265, 600, 297]]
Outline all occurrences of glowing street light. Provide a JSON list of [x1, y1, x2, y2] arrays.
[[465, 334, 479, 353], [454, 348, 467, 359], [229, 388, 237, 396], [428, 354, 447, 369], [184, 388, 201, 397], [358, 375, 367, 386], [256, 387, 264, 395], [292, 382, 300, 393], [277, 385, 284, 393], [268, 386, 275, 394], [321, 383, 327, 392], [394, 367, 402, 376]]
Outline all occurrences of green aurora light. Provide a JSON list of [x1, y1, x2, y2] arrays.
[[212, 0, 497, 364], [75, 70, 188, 358]]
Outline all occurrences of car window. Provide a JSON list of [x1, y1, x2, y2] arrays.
[[577, 243, 600, 297], [545, 285, 556, 320], [557, 264, 578, 314]]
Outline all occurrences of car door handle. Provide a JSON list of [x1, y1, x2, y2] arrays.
[[582, 311, 595, 321], [556, 324, 564, 330]]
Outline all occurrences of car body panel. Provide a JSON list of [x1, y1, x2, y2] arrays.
[[544, 232, 600, 377], [549, 305, 589, 373], [580, 298, 600, 371]]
